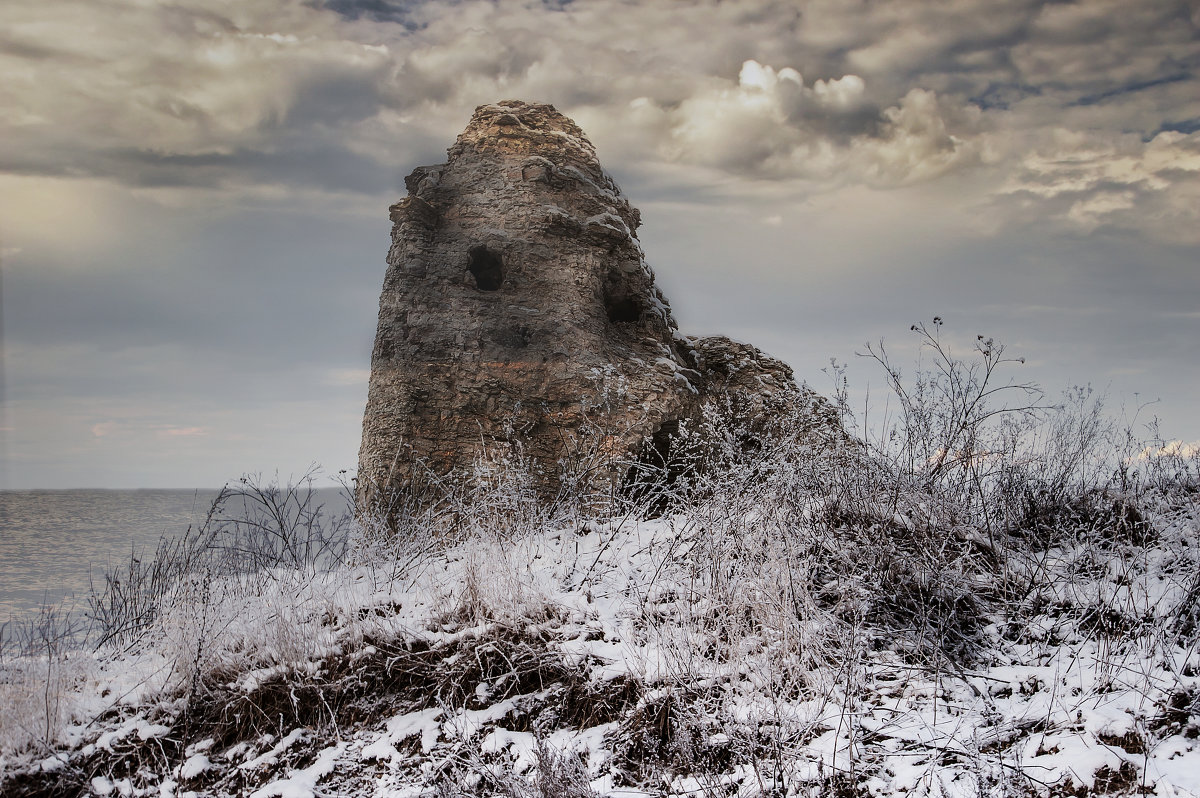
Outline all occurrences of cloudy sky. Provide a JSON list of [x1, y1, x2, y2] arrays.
[[1, 0, 1197, 489]]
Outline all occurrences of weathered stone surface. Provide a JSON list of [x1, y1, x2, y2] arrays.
[[675, 334, 845, 466], [357, 100, 832, 516]]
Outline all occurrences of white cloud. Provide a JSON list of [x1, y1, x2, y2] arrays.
[[619, 60, 979, 186], [812, 75, 867, 110], [858, 88, 979, 184], [1136, 440, 1200, 461], [1066, 191, 1136, 232], [738, 60, 802, 93], [999, 128, 1200, 242]]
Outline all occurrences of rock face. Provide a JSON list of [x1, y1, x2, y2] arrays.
[[357, 100, 827, 517]]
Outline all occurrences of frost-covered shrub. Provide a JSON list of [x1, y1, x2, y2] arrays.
[[436, 738, 601, 798]]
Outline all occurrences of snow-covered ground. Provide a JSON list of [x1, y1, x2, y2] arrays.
[[3, 461, 1200, 798]]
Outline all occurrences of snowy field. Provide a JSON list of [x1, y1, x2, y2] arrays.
[[4, 466, 1200, 797]]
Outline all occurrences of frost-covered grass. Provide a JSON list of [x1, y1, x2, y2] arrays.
[[4, 326, 1200, 798]]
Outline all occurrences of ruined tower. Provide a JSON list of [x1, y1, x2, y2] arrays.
[[358, 101, 825, 517]]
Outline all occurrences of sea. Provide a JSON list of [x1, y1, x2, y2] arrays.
[[0, 488, 353, 634]]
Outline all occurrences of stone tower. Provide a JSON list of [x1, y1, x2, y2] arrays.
[[358, 100, 826, 518]]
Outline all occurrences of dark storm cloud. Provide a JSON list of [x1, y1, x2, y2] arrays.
[[0, 33, 89, 61], [969, 82, 1042, 111], [1074, 73, 1194, 107], [0, 144, 398, 193], [1155, 118, 1200, 136], [319, 0, 431, 27], [283, 71, 389, 127], [3, 0, 1194, 196], [110, 145, 398, 193]]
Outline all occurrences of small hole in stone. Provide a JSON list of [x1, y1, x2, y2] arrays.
[[607, 296, 641, 323], [468, 245, 504, 291], [604, 272, 642, 323]]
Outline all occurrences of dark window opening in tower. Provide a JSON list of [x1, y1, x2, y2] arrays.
[[468, 245, 504, 290], [604, 272, 642, 323]]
